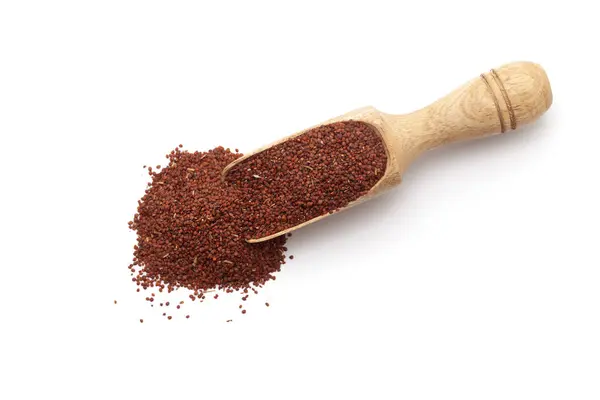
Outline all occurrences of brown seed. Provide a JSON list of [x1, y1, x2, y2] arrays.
[[226, 121, 387, 239], [289, 255, 294, 260], [114, 300, 117, 304], [140, 319, 143, 323], [128, 146, 287, 296], [241, 310, 246, 314], [168, 316, 172, 320], [226, 319, 232, 322], [265, 302, 270, 307]]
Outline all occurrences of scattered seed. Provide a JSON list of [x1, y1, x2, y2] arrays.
[[128, 146, 287, 297], [129, 123, 383, 313]]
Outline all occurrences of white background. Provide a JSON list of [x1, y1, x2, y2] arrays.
[[1, 1, 598, 399]]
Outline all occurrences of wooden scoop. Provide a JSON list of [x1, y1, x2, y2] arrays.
[[223, 61, 553, 243]]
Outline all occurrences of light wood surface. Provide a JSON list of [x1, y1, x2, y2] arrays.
[[223, 61, 553, 243]]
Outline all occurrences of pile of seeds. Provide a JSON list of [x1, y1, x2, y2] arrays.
[[128, 146, 287, 297], [227, 121, 387, 239], [128, 120, 387, 317]]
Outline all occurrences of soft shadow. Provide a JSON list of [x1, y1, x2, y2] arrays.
[[406, 115, 553, 180]]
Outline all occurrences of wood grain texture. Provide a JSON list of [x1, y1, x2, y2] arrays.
[[224, 61, 553, 242]]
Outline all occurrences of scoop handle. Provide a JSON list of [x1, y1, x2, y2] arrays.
[[407, 61, 553, 152]]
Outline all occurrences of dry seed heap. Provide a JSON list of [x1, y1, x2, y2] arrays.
[[128, 146, 287, 296], [128, 121, 387, 316]]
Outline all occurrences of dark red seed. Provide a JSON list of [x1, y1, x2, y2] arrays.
[[140, 319, 143, 323], [241, 310, 246, 314], [168, 316, 172, 320], [226, 121, 386, 239], [128, 147, 287, 297], [128, 122, 384, 308], [186, 315, 190, 319], [176, 305, 180, 309]]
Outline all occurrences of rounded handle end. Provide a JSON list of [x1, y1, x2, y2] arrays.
[[481, 61, 553, 132]]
